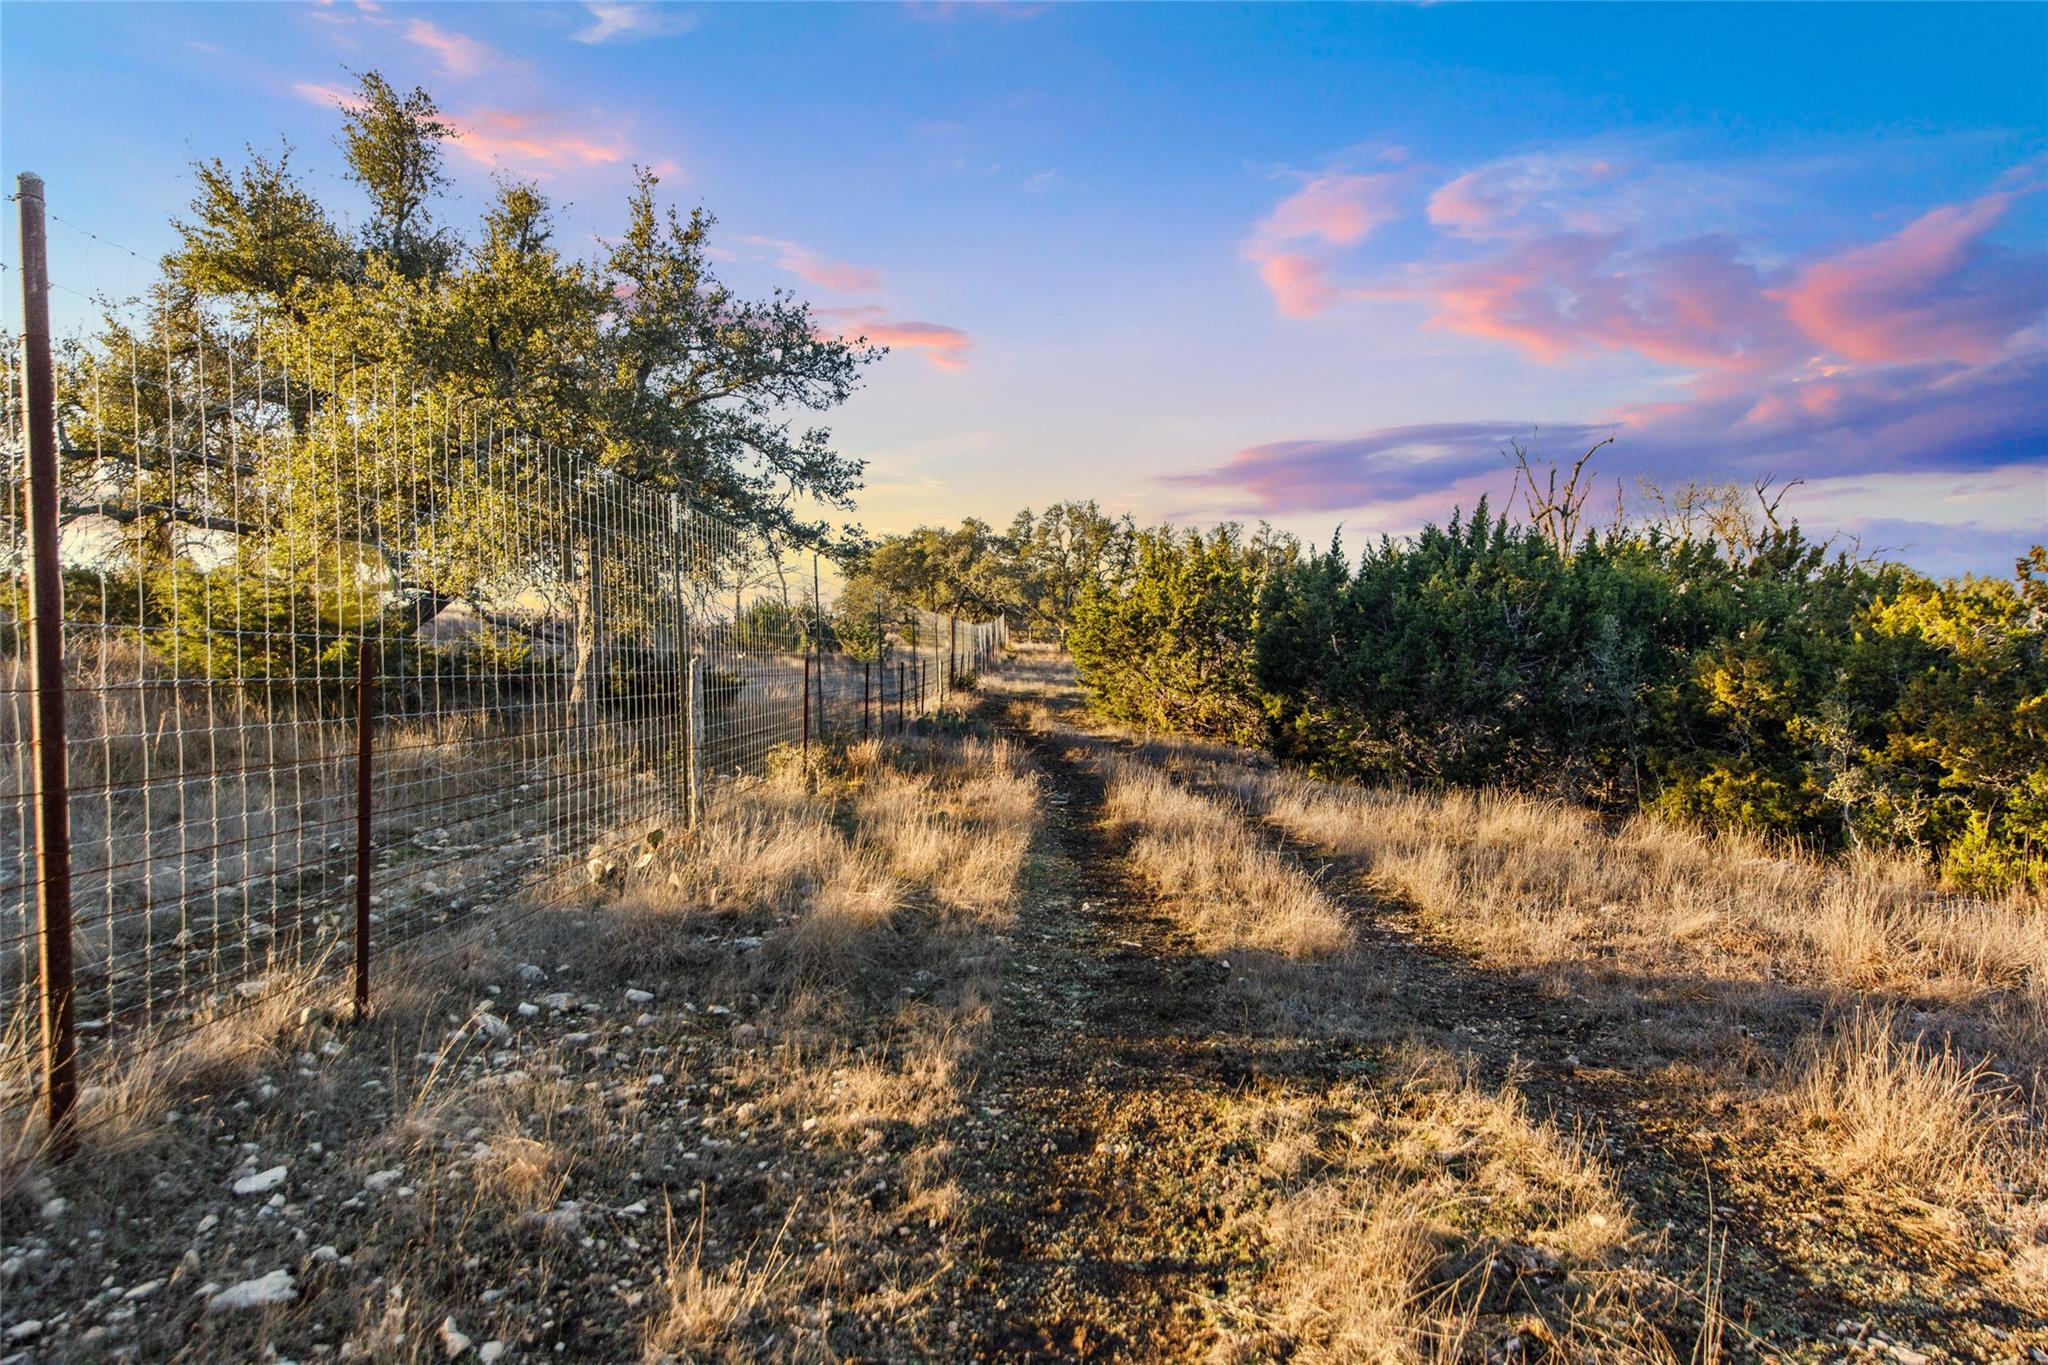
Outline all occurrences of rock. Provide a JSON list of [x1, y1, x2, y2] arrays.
[[517, 964, 546, 982], [196, 1213, 219, 1233], [310, 1245, 340, 1264], [516, 1003, 539, 1018], [440, 1317, 473, 1357], [233, 1166, 288, 1196], [475, 1070, 531, 1089], [471, 1013, 510, 1040], [625, 989, 654, 1004], [206, 1269, 296, 1313], [4, 1320, 43, 1344], [538, 993, 574, 1011], [39, 1196, 67, 1220], [616, 1201, 648, 1217], [123, 1279, 164, 1300], [478, 1343, 506, 1364], [364, 1169, 404, 1193], [1885, 1347, 1930, 1365]]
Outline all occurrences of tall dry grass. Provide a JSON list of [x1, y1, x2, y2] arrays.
[[1232, 772, 2045, 1054], [1099, 750, 1350, 961]]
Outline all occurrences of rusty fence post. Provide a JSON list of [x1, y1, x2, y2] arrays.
[[17, 173, 77, 1158], [353, 644, 374, 1019]]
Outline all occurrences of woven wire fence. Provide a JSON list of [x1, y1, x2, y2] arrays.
[[0, 300, 1005, 1099]]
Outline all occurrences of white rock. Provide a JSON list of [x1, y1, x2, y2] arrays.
[[478, 1343, 506, 1364], [233, 1166, 288, 1196], [206, 1269, 296, 1313], [196, 1213, 219, 1233], [472, 1013, 510, 1040], [4, 1320, 43, 1343], [123, 1279, 164, 1300], [517, 964, 546, 982], [310, 1245, 340, 1264], [647, 1074, 666, 1087], [441, 1316, 473, 1357], [538, 993, 574, 1011], [625, 989, 654, 1004], [616, 1200, 648, 1217], [364, 1169, 404, 1193], [516, 1003, 539, 1018], [39, 1196, 67, 1220]]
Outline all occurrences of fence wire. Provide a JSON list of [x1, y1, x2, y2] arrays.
[[0, 306, 1005, 1094]]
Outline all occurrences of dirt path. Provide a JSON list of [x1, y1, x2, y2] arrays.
[[938, 708, 1255, 1359]]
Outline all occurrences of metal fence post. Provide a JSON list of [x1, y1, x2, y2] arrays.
[[353, 644, 374, 1019], [670, 493, 692, 823], [17, 173, 77, 1157], [686, 657, 704, 828], [801, 652, 811, 771]]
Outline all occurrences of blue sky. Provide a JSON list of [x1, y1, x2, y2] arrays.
[[3, 1, 2044, 574]]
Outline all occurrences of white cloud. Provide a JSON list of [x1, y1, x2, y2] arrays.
[[573, 2, 699, 44]]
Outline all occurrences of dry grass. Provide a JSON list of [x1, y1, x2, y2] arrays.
[[1234, 773, 2046, 1055], [1793, 1007, 2044, 1224], [1065, 723, 1691, 1356], [1086, 721, 2047, 1328], [1100, 750, 1351, 961], [1, 960, 336, 1191], [1211, 1050, 1676, 1363]]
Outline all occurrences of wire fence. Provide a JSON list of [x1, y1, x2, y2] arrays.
[[1, 178, 1005, 1145]]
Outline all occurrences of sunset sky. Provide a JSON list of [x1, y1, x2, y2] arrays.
[[4, 1, 2044, 575]]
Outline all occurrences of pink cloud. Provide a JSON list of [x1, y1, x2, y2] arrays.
[[1424, 232, 1792, 373], [741, 236, 884, 294], [402, 18, 500, 78], [817, 306, 971, 371], [448, 109, 630, 173], [1257, 253, 1340, 320], [1256, 173, 1403, 249], [292, 80, 367, 112], [1427, 152, 1628, 239], [1779, 190, 2048, 364], [1243, 170, 1406, 316]]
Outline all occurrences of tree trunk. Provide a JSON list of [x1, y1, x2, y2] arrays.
[[567, 529, 607, 729]]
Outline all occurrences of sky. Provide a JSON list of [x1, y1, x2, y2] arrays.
[[2, 0, 2044, 576]]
